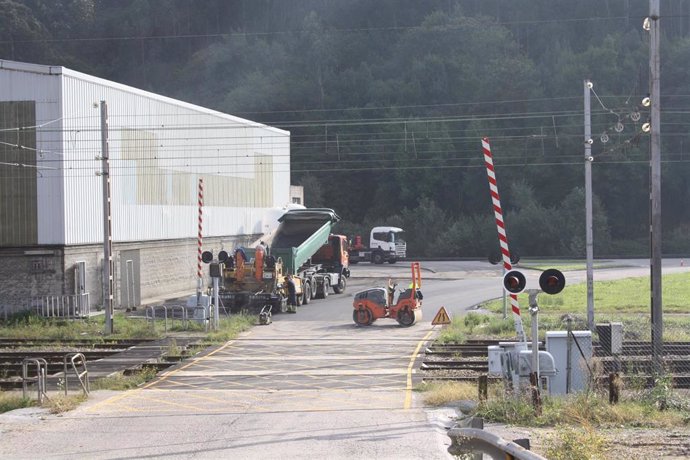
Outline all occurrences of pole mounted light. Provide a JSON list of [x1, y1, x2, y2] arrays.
[[584, 80, 595, 330], [503, 270, 527, 294], [648, 0, 663, 374]]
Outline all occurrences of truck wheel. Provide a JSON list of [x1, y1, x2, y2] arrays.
[[372, 252, 384, 264], [322, 278, 330, 298], [303, 283, 311, 304], [333, 276, 346, 294], [353, 308, 373, 326], [397, 308, 416, 327], [387, 257, 397, 264]]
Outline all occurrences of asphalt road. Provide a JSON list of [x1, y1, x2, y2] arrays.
[[0, 259, 687, 459]]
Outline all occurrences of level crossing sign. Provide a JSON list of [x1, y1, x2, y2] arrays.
[[431, 306, 451, 326]]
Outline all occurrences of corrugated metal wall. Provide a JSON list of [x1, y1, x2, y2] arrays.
[[0, 63, 65, 246], [0, 61, 291, 247], [61, 72, 290, 245], [0, 101, 38, 245]]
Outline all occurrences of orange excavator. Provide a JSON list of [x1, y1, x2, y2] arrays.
[[352, 262, 423, 327]]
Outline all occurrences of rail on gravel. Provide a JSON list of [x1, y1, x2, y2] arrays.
[[421, 340, 690, 388]]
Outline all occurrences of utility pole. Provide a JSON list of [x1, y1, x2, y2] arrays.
[[584, 80, 595, 331], [100, 101, 114, 335], [649, 0, 663, 372]]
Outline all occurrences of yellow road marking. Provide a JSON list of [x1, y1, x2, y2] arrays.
[[143, 335, 247, 388], [404, 328, 435, 410], [89, 326, 435, 414], [87, 333, 250, 412]]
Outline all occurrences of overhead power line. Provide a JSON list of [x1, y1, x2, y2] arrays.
[[0, 15, 639, 46]]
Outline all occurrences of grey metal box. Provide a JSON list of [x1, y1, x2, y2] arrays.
[[545, 330, 592, 395]]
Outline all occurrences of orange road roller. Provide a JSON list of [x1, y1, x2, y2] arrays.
[[352, 262, 423, 327]]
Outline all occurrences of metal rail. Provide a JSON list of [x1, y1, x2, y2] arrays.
[[22, 358, 48, 403], [146, 305, 190, 332], [0, 338, 146, 348], [31, 294, 90, 318], [422, 341, 690, 388], [447, 428, 547, 460], [63, 353, 89, 395]]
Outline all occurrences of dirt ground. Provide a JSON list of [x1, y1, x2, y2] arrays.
[[486, 424, 690, 459]]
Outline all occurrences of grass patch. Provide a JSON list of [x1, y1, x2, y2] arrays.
[[517, 259, 628, 272], [0, 391, 87, 415], [0, 391, 34, 414], [474, 272, 690, 340], [202, 314, 255, 344], [0, 311, 160, 342], [485, 272, 690, 315], [0, 311, 255, 345], [43, 393, 88, 414], [417, 381, 479, 406], [416, 381, 690, 429], [437, 312, 519, 342], [543, 424, 608, 460], [92, 367, 159, 391], [472, 389, 689, 429]]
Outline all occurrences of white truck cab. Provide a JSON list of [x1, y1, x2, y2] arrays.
[[350, 226, 406, 264]]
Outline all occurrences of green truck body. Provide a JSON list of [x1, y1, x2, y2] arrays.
[[219, 208, 349, 313]]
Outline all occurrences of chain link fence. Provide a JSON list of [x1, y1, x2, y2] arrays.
[[537, 311, 690, 393]]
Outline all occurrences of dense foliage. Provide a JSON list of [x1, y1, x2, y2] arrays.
[[2, 0, 690, 257]]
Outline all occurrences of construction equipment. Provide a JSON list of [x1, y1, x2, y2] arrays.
[[352, 262, 423, 327], [218, 208, 349, 314], [258, 305, 272, 325]]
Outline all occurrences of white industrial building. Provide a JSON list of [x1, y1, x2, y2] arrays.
[[0, 59, 291, 314]]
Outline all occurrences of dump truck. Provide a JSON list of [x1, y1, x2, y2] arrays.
[[219, 208, 350, 314]]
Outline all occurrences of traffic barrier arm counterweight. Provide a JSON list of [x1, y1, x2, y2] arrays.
[[482, 137, 525, 342]]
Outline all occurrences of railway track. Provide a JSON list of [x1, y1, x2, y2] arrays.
[[421, 340, 690, 388], [0, 339, 150, 349], [0, 339, 147, 390]]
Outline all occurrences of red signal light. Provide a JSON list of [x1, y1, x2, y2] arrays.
[[503, 270, 526, 294], [539, 269, 565, 295]]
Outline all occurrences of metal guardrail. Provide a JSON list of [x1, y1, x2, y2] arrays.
[[447, 427, 547, 460], [22, 358, 48, 403], [63, 353, 89, 395], [31, 293, 90, 318], [145, 305, 192, 332]]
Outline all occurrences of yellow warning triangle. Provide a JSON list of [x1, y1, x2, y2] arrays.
[[431, 306, 451, 325]]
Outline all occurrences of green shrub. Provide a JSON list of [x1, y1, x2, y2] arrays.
[[0, 392, 34, 414], [543, 425, 608, 460]]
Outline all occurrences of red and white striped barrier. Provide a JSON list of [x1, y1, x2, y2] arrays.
[[197, 178, 204, 292], [482, 138, 525, 342]]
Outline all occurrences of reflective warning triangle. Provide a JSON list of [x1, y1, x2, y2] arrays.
[[431, 306, 451, 325]]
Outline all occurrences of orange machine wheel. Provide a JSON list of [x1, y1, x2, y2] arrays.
[[353, 307, 374, 326], [396, 308, 417, 327]]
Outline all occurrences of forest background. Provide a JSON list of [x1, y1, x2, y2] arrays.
[[2, 0, 690, 258]]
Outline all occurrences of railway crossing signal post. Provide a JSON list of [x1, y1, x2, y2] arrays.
[[502, 269, 565, 412], [202, 250, 224, 331], [527, 290, 543, 415]]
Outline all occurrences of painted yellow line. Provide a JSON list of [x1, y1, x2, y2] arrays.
[[87, 333, 250, 412], [143, 335, 247, 389], [404, 328, 435, 410]]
